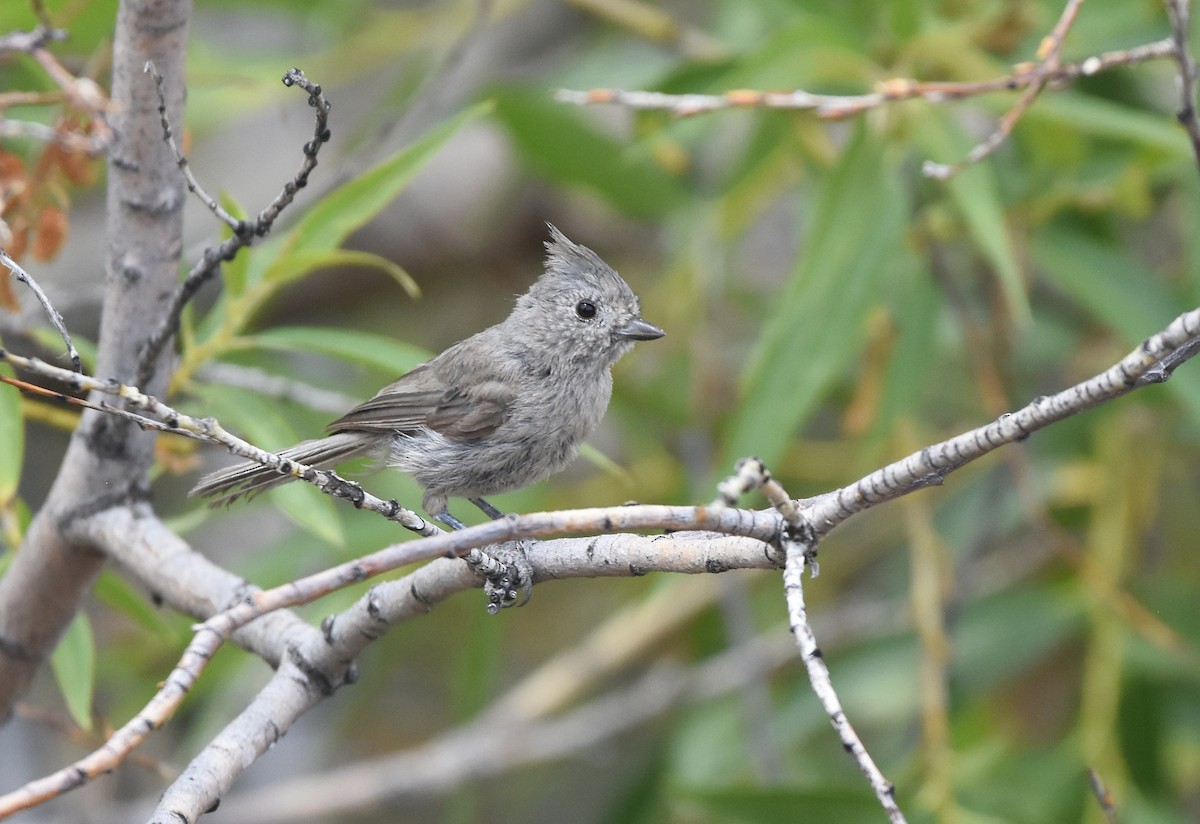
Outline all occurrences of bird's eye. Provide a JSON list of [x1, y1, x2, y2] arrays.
[[575, 301, 597, 319]]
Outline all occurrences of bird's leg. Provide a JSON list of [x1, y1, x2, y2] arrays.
[[468, 497, 504, 520], [436, 511, 470, 531], [461, 497, 533, 613]]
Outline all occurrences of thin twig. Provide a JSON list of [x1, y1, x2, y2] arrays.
[[925, 0, 1087, 179], [224, 633, 793, 822], [0, 25, 66, 54], [0, 4, 112, 150], [1087, 766, 1119, 824], [6, 301, 1200, 815], [0, 346, 435, 535], [144, 62, 243, 232], [555, 37, 1173, 119], [1164, 0, 1200, 167], [0, 249, 80, 371], [806, 304, 1200, 536], [0, 503, 783, 817], [0, 118, 106, 154], [30, 0, 54, 30], [718, 458, 906, 823], [133, 67, 333, 388]]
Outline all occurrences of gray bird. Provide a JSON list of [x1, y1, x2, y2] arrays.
[[191, 225, 664, 529]]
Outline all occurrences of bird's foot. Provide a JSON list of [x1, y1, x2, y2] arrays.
[[465, 540, 534, 614]]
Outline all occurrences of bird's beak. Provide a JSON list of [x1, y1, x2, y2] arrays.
[[615, 317, 665, 341]]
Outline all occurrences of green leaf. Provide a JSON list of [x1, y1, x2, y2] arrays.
[[94, 569, 176, 638], [272, 483, 348, 547], [1033, 93, 1192, 158], [952, 580, 1083, 692], [246, 325, 431, 376], [578, 442, 633, 484], [492, 89, 688, 218], [262, 248, 420, 297], [873, 266, 942, 439], [51, 612, 95, 732], [915, 112, 1030, 323], [218, 191, 251, 297], [280, 101, 492, 260], [724, 126, 909, 469], [1031, 223, 1180, 342], [0, 360, 23, 503]]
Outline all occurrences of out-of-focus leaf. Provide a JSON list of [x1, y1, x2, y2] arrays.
[[725, 126, 909, 469], [279, 101, 491, 261], [915, 112, 1030, 323], [1030, 224, 1180, 341], [713, 13, 868, 91], [218, 191, 251, 297], [93, 569, 175, 638], [1033, 93, 1191, 158], [956, 738, 1089, 824], [951, 580, 1083, 692], [578, 442, 633, 483], [1120, 676, 1168, 795], [262, 248, 419, 297], [271, 483, 348, 547], [873, 268, 941, 439], [1182, 179, 1200, 296], [50, 612, 94, 732], [718, 117, 805, 236], [492, 89, 688, 219], [0, 360, 22, 502], [246, 326, 430, 376]]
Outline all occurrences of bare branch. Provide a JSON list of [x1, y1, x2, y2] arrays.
[[133, 68, 334, 388], [144, 62, 242, 232], [0, 249, 79, 371], [0, 25, 66, 55], [1087, 766, 1119, 824], [5, 296, 1200, 816], [0, 113, 107, 155], [718, 458, 904, 823], [1164, 0, 1200, 167], [807, 305, 1200, 535], [0, 0, 190, 723], [91, 507, 314, 666], [555, 38, 1174, 118], [0, 523, 780, 817], [0, 5, 112, 152], [0, 347, 438, 535], [149, 528, 1061, 823], [924, 0, 1087, 179]]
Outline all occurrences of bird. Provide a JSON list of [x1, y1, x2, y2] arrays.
[[191, 224, 664, 530]]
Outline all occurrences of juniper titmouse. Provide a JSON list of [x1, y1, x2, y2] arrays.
[[191, 225, 664, 529]]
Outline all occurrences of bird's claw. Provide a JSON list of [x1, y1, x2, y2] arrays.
[[466, 540, 533, 614]]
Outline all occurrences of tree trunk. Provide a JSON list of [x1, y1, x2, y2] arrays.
[[0, 0, 192, 720]]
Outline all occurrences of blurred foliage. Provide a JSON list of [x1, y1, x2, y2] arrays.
[[4, 0, 1200, 822]]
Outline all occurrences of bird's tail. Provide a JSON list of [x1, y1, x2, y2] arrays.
[[190, 431, 374, 506]]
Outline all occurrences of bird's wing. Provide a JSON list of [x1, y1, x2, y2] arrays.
[[326, 361, 515, 440]]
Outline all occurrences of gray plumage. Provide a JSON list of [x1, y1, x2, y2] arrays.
[[191, 225, 664, 519]]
